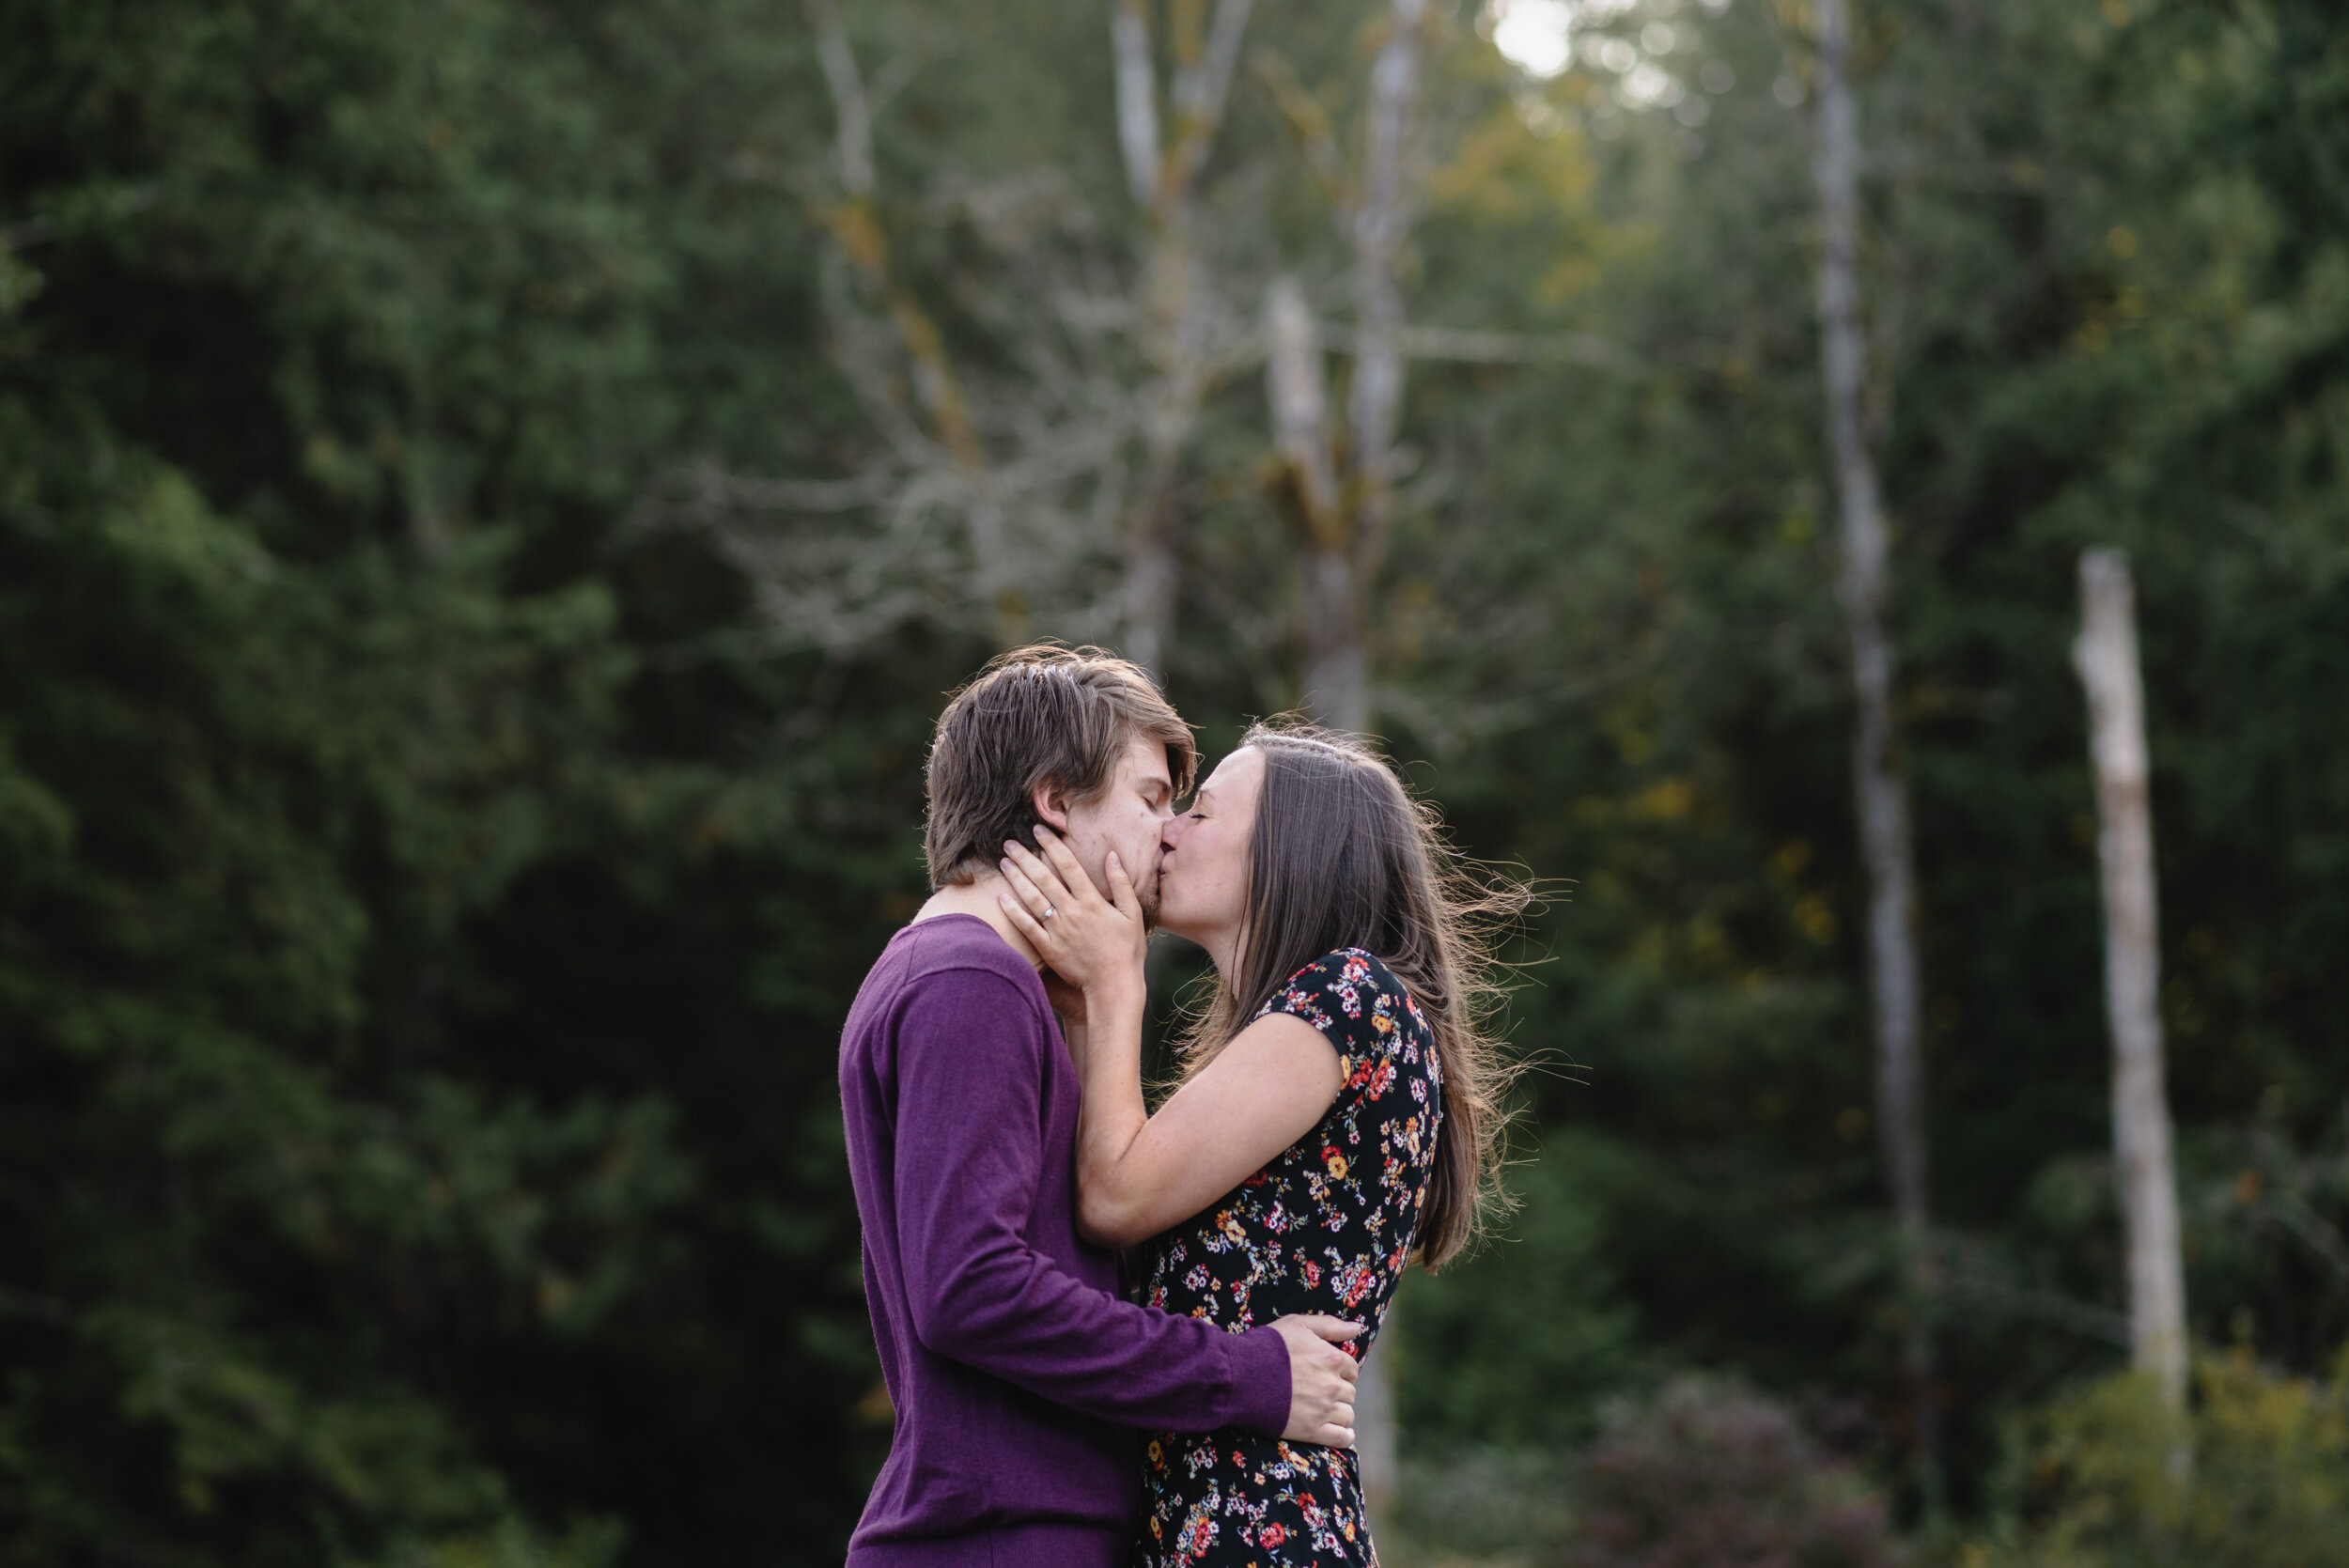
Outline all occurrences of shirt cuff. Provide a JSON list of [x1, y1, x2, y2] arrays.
[[1226, 1325, 1294, 1438]]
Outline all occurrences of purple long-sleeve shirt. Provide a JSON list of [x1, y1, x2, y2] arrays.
[[839, 914, 1293, 1567]]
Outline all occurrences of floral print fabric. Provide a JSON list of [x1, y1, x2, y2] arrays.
[[1135, 948, 1442, 1568]]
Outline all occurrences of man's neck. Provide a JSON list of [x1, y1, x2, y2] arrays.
[[912, 870, 1044, 970]]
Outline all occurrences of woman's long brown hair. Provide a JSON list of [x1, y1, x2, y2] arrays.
[[1175, 721, 1527, 1270]]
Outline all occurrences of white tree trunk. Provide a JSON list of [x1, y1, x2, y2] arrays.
[[1271, 0, 1422, 741], [1812, 0, 1937, 1490], [1346, 0, 1422, 581], [1266, 277, 1370, 734], [1267, 279, 1341, 525], [1110, 0, 1161, 206], [1338, 0, 1426, 1520], [1260, 0, 1424, 1501], [1110, 0, 1256, 677], [807, 0, 876, 198], [2073, 548, 2188, 1410], [1299, 551, 1370, 737]]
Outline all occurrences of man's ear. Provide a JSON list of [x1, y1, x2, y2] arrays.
[[1030, 780, 1072, 837]]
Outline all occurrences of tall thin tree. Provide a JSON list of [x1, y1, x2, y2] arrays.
[[1265, 0, 1426, 740], [1259, 272, 1396, 1523], [1112, 0, 1259, 677], [1259, 1, 1429, 1520], [2073, 548, 2188, 1412], [1810, 0, 1937, 1493]]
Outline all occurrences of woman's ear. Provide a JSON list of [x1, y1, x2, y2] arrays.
[[1030, 781, 1072, 835]]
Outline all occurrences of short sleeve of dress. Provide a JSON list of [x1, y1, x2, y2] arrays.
[[1255, 947, 1423, 1086]]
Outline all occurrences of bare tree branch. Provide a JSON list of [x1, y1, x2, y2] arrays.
[[1267, 278, 1342, 542], [652, 1, 1271, 670], [2266, 1188, 2349, 1285], [1938, 1259, 2132, 1348], [1388, 323, 1633, 370], [1112, 1, 1164, 207], [1254, 51, 1348, 203], [806, 0, 875, 197], [1166, 0, 1257, 196]]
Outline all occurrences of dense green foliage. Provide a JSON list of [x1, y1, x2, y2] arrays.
[[1399, 0, 2349, 1515], [5, 0, 2348, 1561], [1985, 1352, 2349, 1567], [1, 1, 906, 1560]]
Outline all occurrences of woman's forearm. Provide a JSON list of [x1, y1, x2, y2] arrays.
[[1073, 978, 1151, 1243]]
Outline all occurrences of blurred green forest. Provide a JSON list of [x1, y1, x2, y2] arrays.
[[4, 0, 2347, 1562]]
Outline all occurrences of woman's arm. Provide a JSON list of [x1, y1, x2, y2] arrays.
[[1072, 1007, 1343, 1248], [999, 835, 1346, 1250]]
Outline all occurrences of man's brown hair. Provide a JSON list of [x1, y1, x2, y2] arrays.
[[924, 644, 1196, 889]]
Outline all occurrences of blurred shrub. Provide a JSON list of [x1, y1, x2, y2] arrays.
[[1567, 1378, 1901, 1568], [1981, 1348, 2349, 1568], [1396, 1445, 1579, 1561], [1394, 1377, 1899, 1567]]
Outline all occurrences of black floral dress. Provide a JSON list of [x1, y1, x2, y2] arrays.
[[1135, 948, 1442, 1568]]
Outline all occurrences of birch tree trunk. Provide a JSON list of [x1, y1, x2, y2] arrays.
[[1258, 3, 1426, 1515], [1811, 0, 1938, 1493], [1272, 0, 1423, 740], [1347, 0, 1419, 580], [1340, 0, 1425, 1519], [1112, 0, 1255, 677], [1267, 274, 1370, 742], [2073, 548, 2188, 1411], [1267, 278, 1341, 530]]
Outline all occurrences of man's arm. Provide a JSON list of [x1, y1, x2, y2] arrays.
[[892, 967, 1352, 1439]]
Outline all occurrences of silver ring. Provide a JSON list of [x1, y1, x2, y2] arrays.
[[1043, 905, 1057, 921]]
